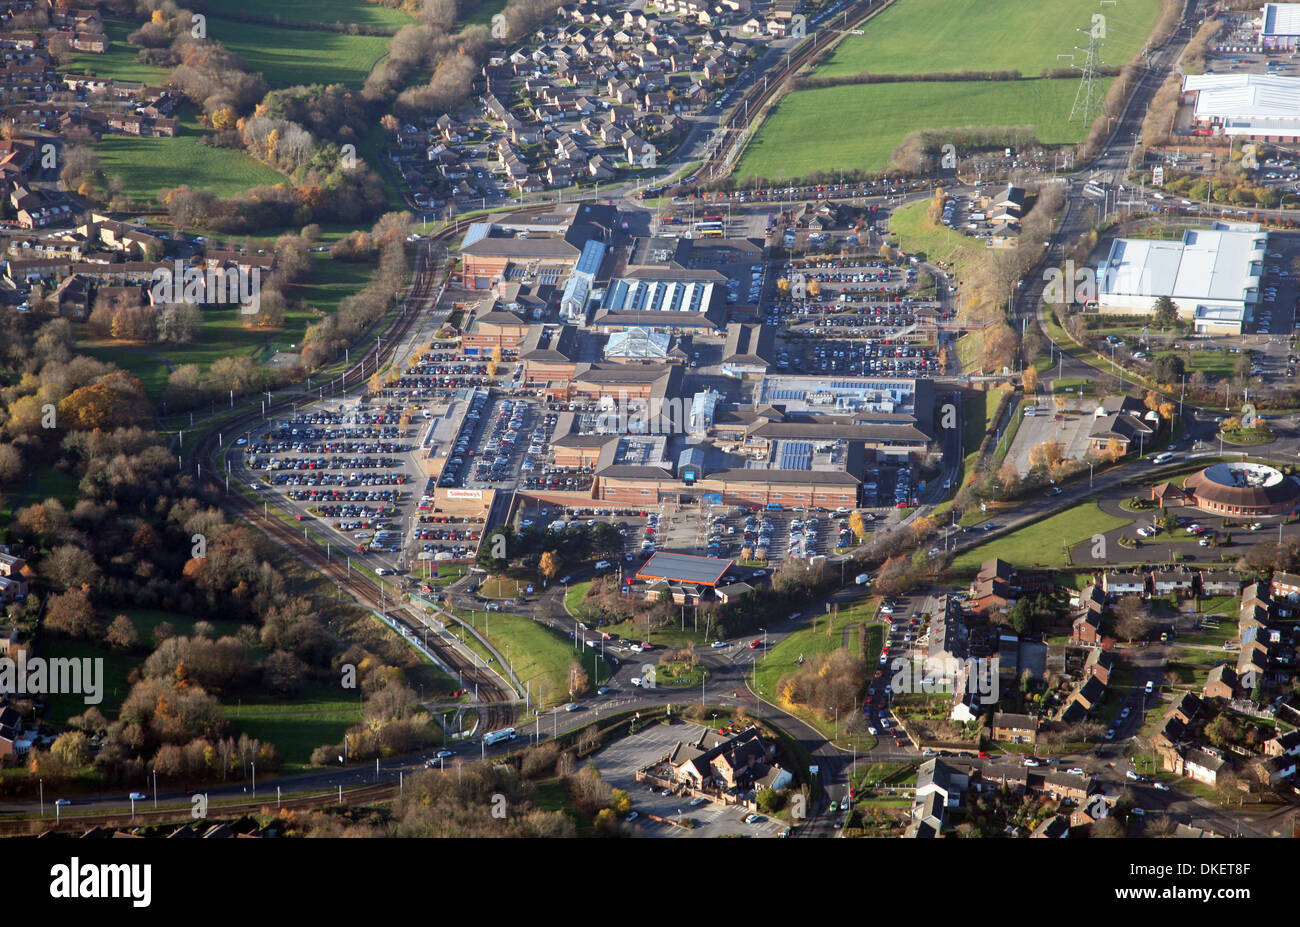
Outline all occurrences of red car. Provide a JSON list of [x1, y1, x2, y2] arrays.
[[749, 640, 761, 649]]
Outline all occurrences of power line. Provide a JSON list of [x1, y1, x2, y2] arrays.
[[1069, 25, 1108, 123]]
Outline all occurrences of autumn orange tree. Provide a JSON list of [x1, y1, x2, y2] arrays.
[[539, 550, 561, 583], [1028, 439, 1065, 470]]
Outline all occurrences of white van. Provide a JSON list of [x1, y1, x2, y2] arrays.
[[1150, 452, 1173, 465]]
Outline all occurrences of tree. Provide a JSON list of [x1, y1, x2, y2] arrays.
[[1021, 366, 1038, 394], [44, 586, 99, 639], [51, 731, 92, 768], [1091, 816, 1125, 838], [1028, 439, 1065, 470], [153, 620, 177, 647], [1153, 295, 1179, 329], [1205, 714, 1239, 749], [567, 660, 590, 697], [264, 650, 308, 696], [1153, 353, 1185, 385], [0, 444, 23, 483], [1114, 595, 1150, 643], [106, 615, 138, 650], [539, 550, 561, 583], [1007, 598, 1035, 634], [981, 322, 1017, 373], [849, 511, 869, 541], [996, 462, 1021, 499]]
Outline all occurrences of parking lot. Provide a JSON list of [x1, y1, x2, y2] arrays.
[[1005, 401, 1098, 478], [587, 721, 790, 838], [235, 390, 492, 574]]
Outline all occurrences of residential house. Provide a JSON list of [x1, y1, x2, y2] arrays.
[[1202, 664, 1239, 701], [1031, 815, 1070, 838], [1072, 610, 1103, 645], [1102, 571, 1147, 598], [1083, 648, 1117, 686], [1166, 746, 1227, 785], [1264, 729, 1300, 758], [991, 712, 1039, 744], [1170, 691, 1202, 726], [1198, 570, 1243, 597], [1070, 794, 1112, 828], [1152, 569, 1196, 597]]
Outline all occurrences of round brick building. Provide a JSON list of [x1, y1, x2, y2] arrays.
[[1183, 462, 1300, 517]]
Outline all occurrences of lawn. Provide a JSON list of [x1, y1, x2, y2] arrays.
[[460, 609, 609, 708], [955, 331, 984, 374], [813, 0, 1162, 77], [68, 18, 172, 84], [79, 253, 376, 402], [1052, 377, 1095, 395], [93, 126, 286, 204], [211, 0, 413, 29], [118, 609, 245, 643], [80, 304, 285, 403], [738, 79, 1096, 179], [224, 712, 360, 772], [888, 198, 991, 283], [963, 388, 1005, 476], [1, 466, 81, 520], [208, 19, 393, 88], [461, 0, 508, 28], [564, 580, 593, 615], [40, 638, 135, 725], [752, 602, 882, 749], [951, 501, 1131, 571]]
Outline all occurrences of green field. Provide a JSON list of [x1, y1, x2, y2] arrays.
[[461, 0, 508, 28], [94, 127, 286, 204], [815, 0, 1162, 77], [41, 638, 135, 725], [80, 305, 287, 402], [2, 466, 81, 520], [68, 19, 172, 84], [737, 79, 1093, 179], [79, 254, 375, 401], [208, 18, 393, 88], [962, 388, 1005, 476], [752, 601, 882, 748], [462, 610, 609, 708], [211, 0, 414, 29], [888, 199, 991, 282], [951, 501, 1130, 571], [222, 683, 366, 770], [564, 581, 594, 615]]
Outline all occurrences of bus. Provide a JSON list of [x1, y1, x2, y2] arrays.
[[699, 227, 724, 238], [483, 727, 518, 746], [702, 214, 723, 222]]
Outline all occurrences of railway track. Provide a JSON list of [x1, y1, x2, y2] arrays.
[[0, 784, 399, 837], [189, 221, 516, 729]]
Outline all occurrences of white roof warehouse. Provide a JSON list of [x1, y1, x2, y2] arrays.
[[1182, 72, 1300, 139], [1259, 2, 1300, 48], [1096, 221, 1266, 334]]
